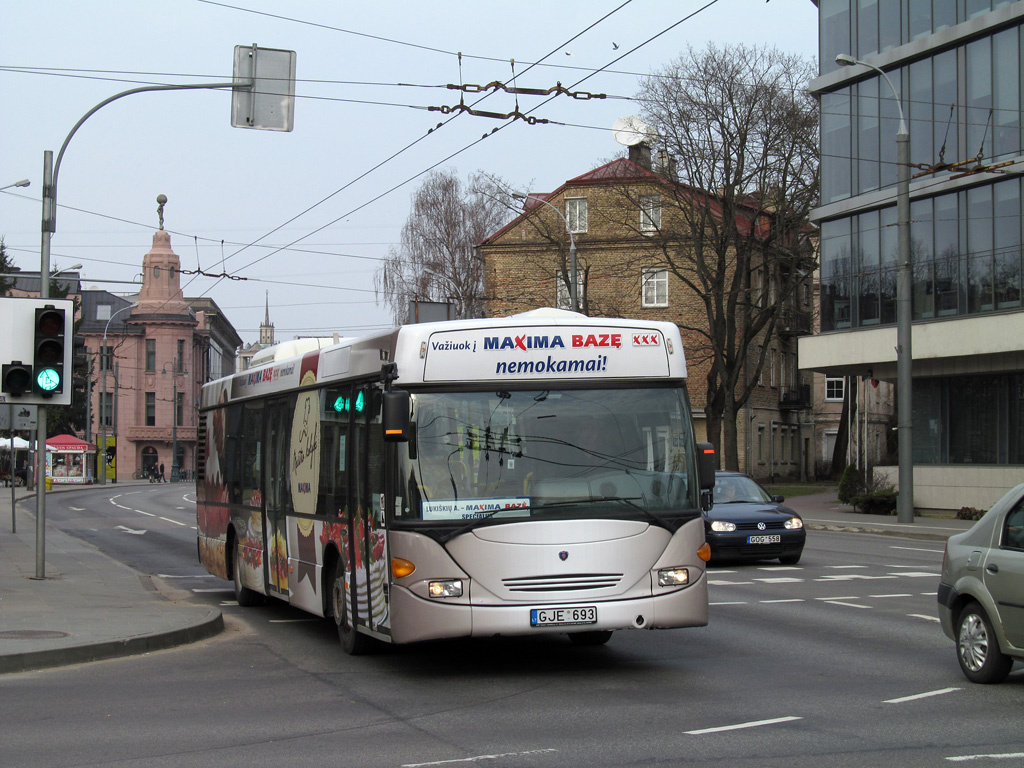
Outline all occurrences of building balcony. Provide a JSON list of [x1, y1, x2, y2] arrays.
[[124, 425, 198, 444], [778, 310, 812, 338], [779, 384, 811, 411]]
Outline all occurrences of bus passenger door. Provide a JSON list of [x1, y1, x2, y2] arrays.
[[264, 397, 291, 597], [350, 384, 390, 636]]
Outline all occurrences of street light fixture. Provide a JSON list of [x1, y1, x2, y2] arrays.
[[511, 192, 579, 313], [99, 303, 138, 485], [836, 53, 914, 525], [0, 179, 30, 192]]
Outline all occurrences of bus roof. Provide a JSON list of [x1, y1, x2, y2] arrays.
[[202, 308, 686, 408]]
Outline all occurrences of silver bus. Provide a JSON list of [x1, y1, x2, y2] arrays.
[[196, 308, 714, 654]]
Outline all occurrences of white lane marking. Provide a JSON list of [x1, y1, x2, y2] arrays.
[[752, 577, 804, 583], [760, 599, 805, 604], [708, 580, 754, 586], [884, 687, 960, 704], [685, 716, 802, 735], [887, 571, 939, 578], [402, 749, 558, 767], [757, 566, 802, 571], [890, 545, 945, 554], [815, 574, 898, 581], [909, 613, 941, 623], [115, 525, 146, 535], [710, 569, 738, 574], [709, 601, 747, 606], [824, 600, 871, 609], [160, 516, 187, 526], [946, 752, 1024, 762], [870, 594, 913, 598], [69, 506, 86, 511], [826, 564, 867, 569], [816, 596, 857, 601], [135, 509, 156, 517]]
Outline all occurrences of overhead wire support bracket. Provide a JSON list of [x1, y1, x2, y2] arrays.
[[447, 81, 606, 100]]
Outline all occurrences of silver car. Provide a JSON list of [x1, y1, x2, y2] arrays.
[[937, 483, 1024, 683]]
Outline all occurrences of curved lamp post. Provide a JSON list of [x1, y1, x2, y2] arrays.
[[99, 303, 137, 485], [512, 192, 578, 312], [836, 53, 913, 524]]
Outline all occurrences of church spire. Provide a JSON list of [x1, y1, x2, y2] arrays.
[[260, 290, 275, 346]]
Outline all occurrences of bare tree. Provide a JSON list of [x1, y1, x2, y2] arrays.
[[375, 169, 514, 324], [636, 43, 819, 470]]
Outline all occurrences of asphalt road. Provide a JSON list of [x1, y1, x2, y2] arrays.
[[2, 486, 1022, 768]]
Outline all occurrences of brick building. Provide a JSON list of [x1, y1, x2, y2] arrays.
[[479, 149, 817, 480]]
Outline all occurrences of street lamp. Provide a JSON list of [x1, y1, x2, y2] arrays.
[[836, 53, 914, 525], [0, 179, 30, 192], [511, 192, 579, 313], [99, 303, 137, 485], [161, 361, 188, 483]]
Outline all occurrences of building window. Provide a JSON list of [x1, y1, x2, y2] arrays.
[[176, 392, 184, 427], [566, 197, 587, 234], [556, 271, 584, 310], [96, 304, 112, 322], [145, 339, 156, 373], [100, 392, 113, 428], [642, 269, 668, 308], [145, 392, 156, 426], [177, 340, 185, 371], [825, 377, 845, 401], [100, 345, 113, 371], [640, 195, 661, 232], [758, 425, 766, 463]]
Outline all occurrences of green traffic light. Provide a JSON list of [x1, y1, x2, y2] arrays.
[[36, 367, 61, 392], [333, 395, 347, 412]]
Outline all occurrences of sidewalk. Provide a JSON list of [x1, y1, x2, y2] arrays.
[[0, 481, 222, 674], [1, 483, 976, 676]]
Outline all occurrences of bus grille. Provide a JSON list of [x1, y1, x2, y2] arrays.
[[502, 573, 623, 592]]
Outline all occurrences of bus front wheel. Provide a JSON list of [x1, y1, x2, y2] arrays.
[[331, 569, 373, 655], [232, 539, 264, 607]]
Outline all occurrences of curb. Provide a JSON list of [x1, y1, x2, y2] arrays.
[[0, 607, 224, 675], [804, 522, 952, 543]]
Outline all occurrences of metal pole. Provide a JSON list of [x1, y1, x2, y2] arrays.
[[836, 54, 913, 523], [896, 129, 914, 523], [171, 373, 178, 483], [34, 151, 52, 579], [8, 403, 14, 533]]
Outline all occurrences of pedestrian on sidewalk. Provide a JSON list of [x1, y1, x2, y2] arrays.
[[159, 463, 166, 483]]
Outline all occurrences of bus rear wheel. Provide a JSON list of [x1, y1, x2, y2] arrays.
[[331, 569, 373, 655], [232, 539, 264, 607], [568, 630, 613, 646]]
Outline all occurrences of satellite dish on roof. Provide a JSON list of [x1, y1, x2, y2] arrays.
[[613, 115, 652, 147]]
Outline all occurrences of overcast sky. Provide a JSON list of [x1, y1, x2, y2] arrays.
[[1, 0, 818, 345]]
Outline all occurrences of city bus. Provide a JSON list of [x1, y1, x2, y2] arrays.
[[196, 308, 715, 653]]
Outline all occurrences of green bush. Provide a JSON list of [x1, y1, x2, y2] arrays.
[[837, 465, 863, 505], [851, 488, 898, 515], [956, 506, 986, 521]]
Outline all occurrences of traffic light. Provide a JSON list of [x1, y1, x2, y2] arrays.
[[33, 305, 67, 397], [1, 361, 34, 397]]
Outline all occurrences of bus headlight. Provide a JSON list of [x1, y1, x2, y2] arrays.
[[658, 567, 690, 587], [428, 579, 463, 598], [710, 520, 736, 532], [784, 517, 804, 530]]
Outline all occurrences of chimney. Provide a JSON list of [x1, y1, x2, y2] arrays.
[[629, 142, 652, 170]]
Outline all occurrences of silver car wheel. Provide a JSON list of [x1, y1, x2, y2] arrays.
[[958, 612, 989, 673]]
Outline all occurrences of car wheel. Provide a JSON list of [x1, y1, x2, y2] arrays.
[[779, 551, 802, 565], [331, 568, 373, 655], [232, 538, 264, 607], [956, 601, 1013, 684], [568, 630, 613, 646]]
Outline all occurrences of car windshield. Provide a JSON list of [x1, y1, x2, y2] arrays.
[[713, 475, 772, 504], [393, 386, 698, 524]]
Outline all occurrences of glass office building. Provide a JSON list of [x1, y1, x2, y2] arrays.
[[801, 1, 1024, 510]]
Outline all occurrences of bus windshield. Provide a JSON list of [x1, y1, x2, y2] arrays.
[[395, 386, 697, 526]]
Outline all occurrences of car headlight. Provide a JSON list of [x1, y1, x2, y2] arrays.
[[784, 517, 803, 530], [658, 567, 690, 586], [710, 520, 736, 532], [428, 579, 463, 598]]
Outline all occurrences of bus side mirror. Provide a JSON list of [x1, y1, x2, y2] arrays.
[[696, 442, 716, 491], [382, 390, 411, 442]]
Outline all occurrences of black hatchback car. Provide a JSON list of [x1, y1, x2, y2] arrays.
[[703, 471, 806, 564]]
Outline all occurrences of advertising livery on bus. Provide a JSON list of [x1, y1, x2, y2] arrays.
[[196, 308, 715, 653]]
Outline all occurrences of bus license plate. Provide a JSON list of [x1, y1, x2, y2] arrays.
[[747, 534, 781, 544], [531, 606, 597, 627]]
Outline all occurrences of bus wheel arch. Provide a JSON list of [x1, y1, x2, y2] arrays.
[[230, 528, 264, 607]]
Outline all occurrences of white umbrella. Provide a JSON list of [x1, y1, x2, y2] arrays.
[[0, 437, 31, 451]]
